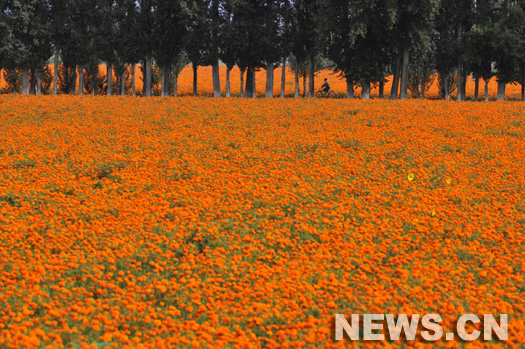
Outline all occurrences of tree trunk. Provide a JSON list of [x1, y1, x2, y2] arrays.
[[443, 73, 450, 100], [22, 68, 29, 94], [390, 53, 402, 99], [457, 70, 463, 101], [280, 56, 286, 98], [226, 66, 231, 97], [246, 65, 256, 98], [121, 71, 126, 95], [30, 70, 36, 95], [522, 81, 525, 102], [212, 62, 220, 97], [266, 60, 274, 98], [497, 80, 506, 101], [484, 78, 489, 102], [165, 66, 171, 96], [346, 77, 354, 99], [246, 66, 252, 98], [131, 64, 136, 96], [240, 66, 245, 98], [78, 65, 84, 95], [144, 54, 152, 97], [379, 80, 384, 98], [161, 65, 167, 97], [173, 71, 178, 97], [53, 47, 59, 95], [64, 65, 69, 94], [107, 64, 112, 96], [421, 69, 427, 99], [294, 62, 300, 98], [361, 82, 370, 99], [79, 66, 87, 95], [457, 21, 464, 101], [35, 71, 42, 95], [92, 75, 95, 95], [461, 69, 467, 101], [193, 64, 198, 96], [308, 52, 315, 97], [474, 77, 479, 101], [413, 68, 420, 98], [71, 67, 77, 95], [303, 74, 306, 97], [399, 47, 409, 99], [211, 0, 220, 98]]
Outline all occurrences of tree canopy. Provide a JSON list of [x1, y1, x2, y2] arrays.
[[1, 0, 525, 100]]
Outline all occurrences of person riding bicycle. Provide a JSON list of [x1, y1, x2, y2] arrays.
[[321, 78, 330, 94]]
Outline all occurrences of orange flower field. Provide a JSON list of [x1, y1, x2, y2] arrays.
[[1, 96, 525, 348]]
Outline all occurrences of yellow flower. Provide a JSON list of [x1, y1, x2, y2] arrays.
[[407, 173, 415, 181], [431, 210, 435, 216], [446, 178, 451, 184]]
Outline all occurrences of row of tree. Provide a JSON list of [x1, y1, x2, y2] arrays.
[[1, 0, 525, 100]]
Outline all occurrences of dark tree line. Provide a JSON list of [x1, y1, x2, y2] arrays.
[[1, 0, 525, 100]]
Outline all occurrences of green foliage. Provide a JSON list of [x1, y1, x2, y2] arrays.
[[438, 72, 458, 98], [0, 0, 52, 70], [288, 54, 331, 79], [58, 65, 77, 94], [1, 69, 22, 94], [1, 0, 525, 100], [84, 62, 106, 95], [491, 1, 525, 84], [94, 161, 127, 182], [0, 193, 20, 207], [41, 65, 53, 94], [152, 65, 162, 96], [154, 0, 190, 67], [408, 69, 436, 98], [187, 0, 212, 67]]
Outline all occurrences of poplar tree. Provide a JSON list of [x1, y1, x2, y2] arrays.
[[154, 0, 189, 96], [390, 0, 440, 99], [325, 0, 396, 99], [1, 0, 51, 94]]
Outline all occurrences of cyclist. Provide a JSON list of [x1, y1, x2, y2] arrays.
[[321, 78, 330, 94]]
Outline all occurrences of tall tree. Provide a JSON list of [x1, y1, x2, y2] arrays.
[[390, 0, 440, 99], [489, 0, 525, 100], [464, 0, 498, 101], [94, 0, 120, 96], [210, 0, 221, 97], [325, 0, 396, 99], [261, 0, 284, 98], [297, 0, 321, 97], [186, 0, 210, 96], [68, 0, 100, 95], [434, 0, 473, 101], [279, 1, 294, 98], [289, 0, 309, 97], [219, 0, 237, 97], [136, 0, 155, 96], [155, 0, 189, 97], [117, 0, 142, 96], [49, 0, 68, 94], [113, 0, 141, 96], [231, 0, 266, 98], [1, 0, 51, 94]]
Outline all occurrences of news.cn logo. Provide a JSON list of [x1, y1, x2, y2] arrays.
[[335, 314, 508, 342]]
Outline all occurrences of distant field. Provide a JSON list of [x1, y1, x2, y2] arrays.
[[1, 97, 524, 348], [1, 66, 524, 100]]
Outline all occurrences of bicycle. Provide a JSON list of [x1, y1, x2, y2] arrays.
[[315, 88, 336, 98]]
